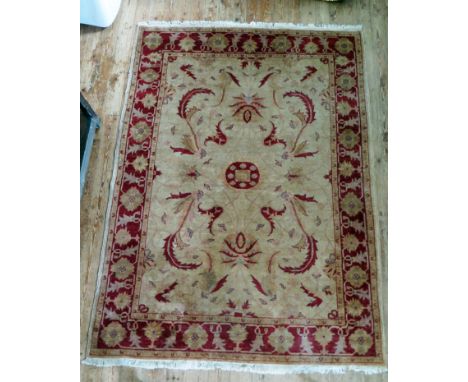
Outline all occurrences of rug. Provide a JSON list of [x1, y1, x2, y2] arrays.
[[85, 21, 383, 371]]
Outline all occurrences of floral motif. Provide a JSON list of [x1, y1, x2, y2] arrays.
[[140, 69, 158, 83], [341, 193, 363, 217], [132, 155, 148, 172], [208, 33, 229, 51], [179, 36, 195, 51], [228, 324, 247, 344], [304, 41, 319, 54], [314, 327, 333, 347], [335, 37, 353, 54], [130, 121, 151, 143], [339, 128, 359, 149], [269, 327, 294, 353], [335, 55, 350, 66], [141, 93, 157, 108], [101, 322, 126, 347], [113, 292, 131, 310], [337, 74, 356, 90], [340, 160, 355, 177], [147, 52, 161, 63], [349, 329, 373, 355], [346, 265, 368, 288], [271, 35, 291, 52], [347, 298, 365, 317], [242, 39, 258, 53], [144, 32, 163, 49], [342, 233, 360, 252], [144, 322, 163, 341], [336, 101, 352, 116], [115, 229, 132, 245], [111, 258, 134, 280], [230, 93, 266, 123], [183, 325, 208, 349], [120, 187, 143, 211]]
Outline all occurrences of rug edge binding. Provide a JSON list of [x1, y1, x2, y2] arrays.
[[137, 20, 362, 31], [84, 24, 142, 359], [356, 32, 388, 363], [82, 357, 387, 375]]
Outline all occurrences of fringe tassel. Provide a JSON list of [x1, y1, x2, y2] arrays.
[[137, 20, 362, 32], [82, 357, 387, 375]]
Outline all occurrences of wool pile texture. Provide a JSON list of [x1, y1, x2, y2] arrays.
[[87, 24, 383, 368]]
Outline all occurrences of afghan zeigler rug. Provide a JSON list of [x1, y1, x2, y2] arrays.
[[85, 22, 384, 372]]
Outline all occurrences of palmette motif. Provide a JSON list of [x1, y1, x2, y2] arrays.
[[89, 27, 383, 365]]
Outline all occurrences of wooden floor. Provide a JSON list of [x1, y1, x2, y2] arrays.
[[80, 1, 387, 381]]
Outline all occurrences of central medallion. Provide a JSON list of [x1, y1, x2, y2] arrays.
[[225, 161, 260, 189]]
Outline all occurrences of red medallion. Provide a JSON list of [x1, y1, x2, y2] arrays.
[[225, 161, 260, 189]]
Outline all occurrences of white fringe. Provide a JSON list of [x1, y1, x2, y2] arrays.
[[82, 357, 386, 375], [138, 20, 362, 32]]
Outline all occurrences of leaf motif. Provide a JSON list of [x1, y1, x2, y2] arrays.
[[294, 110, 306, 126], [294, 194, 317, 203], [174, 198, 190, 214], [155, 281, 178, 302], [104, 309, 120, 320], [293, 234, 307, 251], [178, 88, 214, 119], [174, 231, 189, 249], [293, 199, 308, 216], [182, 134, 197, 153], [259, 72, 275, 87], [211, 274, 228, 293], [166, 192, 192, 200], [170, 146, 194, 155], [185, 107, 199, 121], [107, 281, 126, 293], [294, 140, 308, 155], [212, 331, 226, 350], [218, 223, 227, 232], [129, 331, 141, 347], [251, 275, 268, 296], [334, 333, 347, 354], [226, 71, 240, 86], [284, 91, 316, 124]]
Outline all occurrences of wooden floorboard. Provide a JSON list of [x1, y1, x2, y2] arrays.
[[80, 1, 387, 380]]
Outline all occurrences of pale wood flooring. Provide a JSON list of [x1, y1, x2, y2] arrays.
[[80, 1, 387, 380]]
